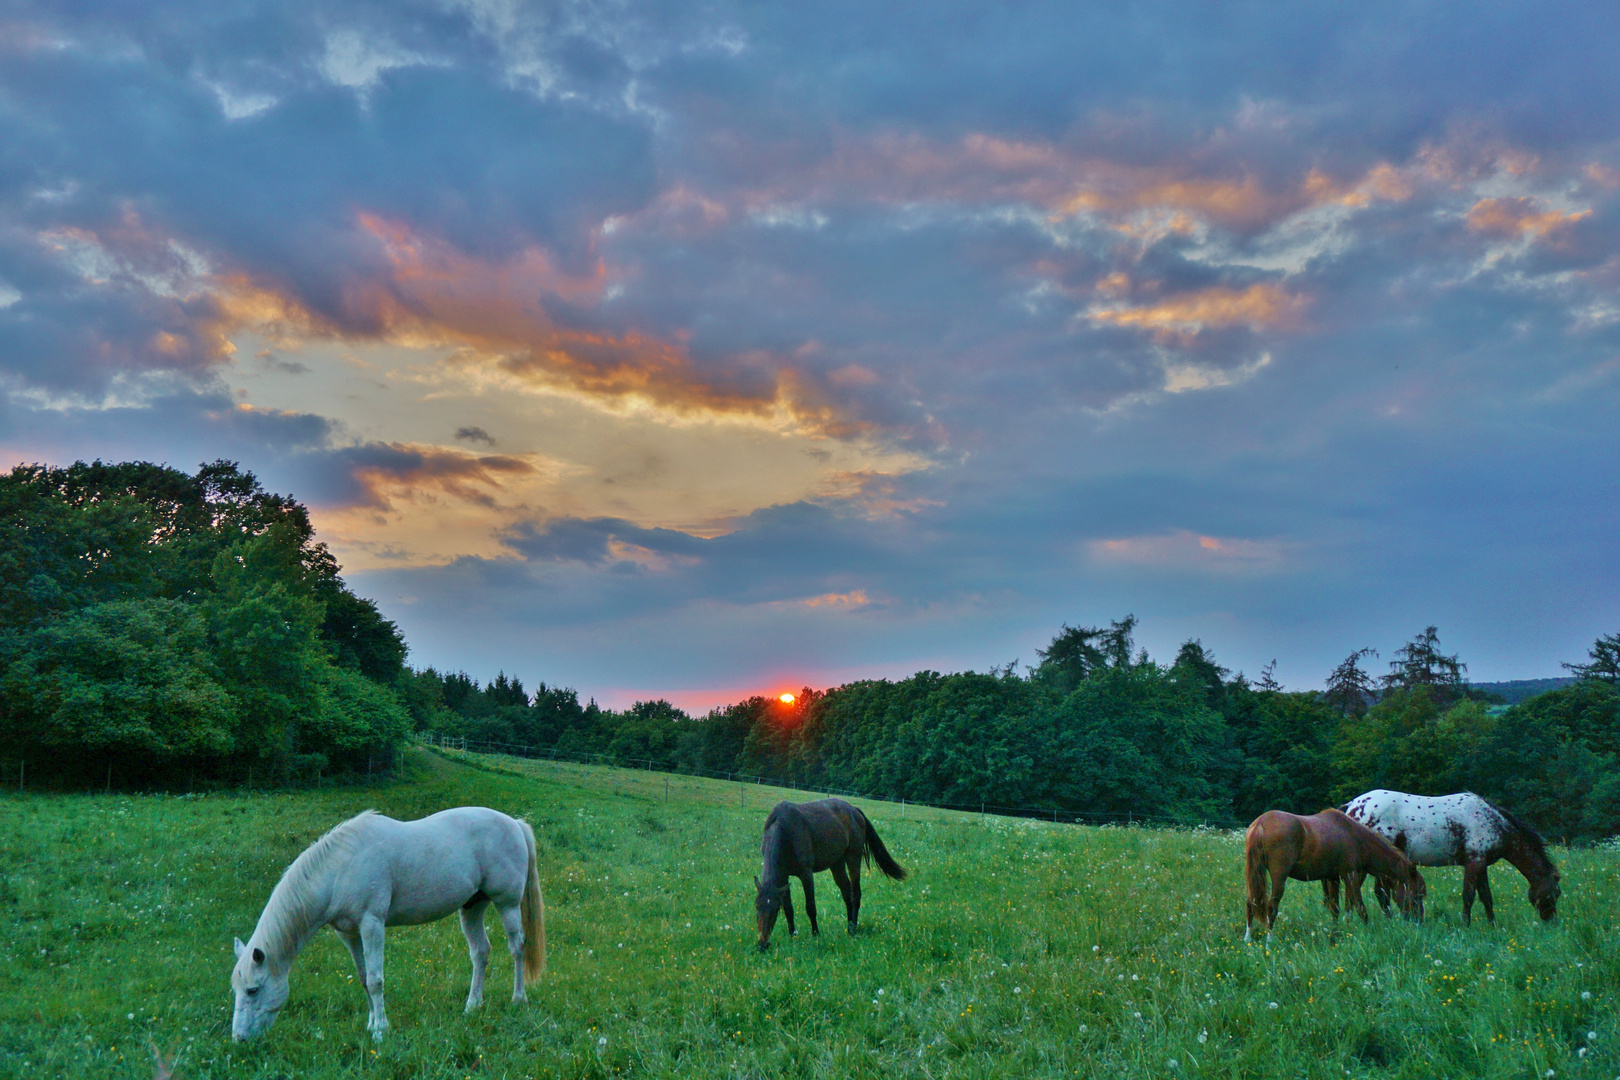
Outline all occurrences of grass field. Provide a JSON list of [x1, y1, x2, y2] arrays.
[[1, 747, 1616, 1079]]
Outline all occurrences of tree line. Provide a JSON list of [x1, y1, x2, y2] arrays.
[[5, 459, 1616, 839], [416, 617, 1620, 842]]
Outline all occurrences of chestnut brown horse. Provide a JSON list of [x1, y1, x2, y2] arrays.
[[754, 798, 906, 952], [1244, 808, 1425, 941]]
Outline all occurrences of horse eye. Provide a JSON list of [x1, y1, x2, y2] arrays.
[[245, 987, 259, 997]]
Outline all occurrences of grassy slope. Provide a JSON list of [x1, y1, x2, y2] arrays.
[[0, 748, 1615, 1080]]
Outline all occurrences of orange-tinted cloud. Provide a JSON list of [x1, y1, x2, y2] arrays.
[[200, 214, 877, 438], [1088, 283, 1306, 335], [1088, 530, 1291, 572], [1465, 197, 1591, 240], [795, 589, 870, 608], [744, 131, 1419, 233]]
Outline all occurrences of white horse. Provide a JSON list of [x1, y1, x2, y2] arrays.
[[1341, 789, 1560, 924], [230, 806, 544, 1041]]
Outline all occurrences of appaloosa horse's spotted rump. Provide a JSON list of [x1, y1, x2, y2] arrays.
[[1341, 789, 1561, 924]]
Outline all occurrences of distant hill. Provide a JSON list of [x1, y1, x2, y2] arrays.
[[1470, 677, 1577, 704]]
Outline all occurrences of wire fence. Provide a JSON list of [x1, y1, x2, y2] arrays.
[[419, 732, 1249, 832]]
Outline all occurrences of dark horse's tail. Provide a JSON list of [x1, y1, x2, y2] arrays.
[[863, 816, 907, 880]]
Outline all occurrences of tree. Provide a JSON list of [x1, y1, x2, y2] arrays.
[[1034, 615, 1139, 693], [1034, 624, 1108, 692], [1382, 626, 1466, 702], [1324, 648, 1378, 716], [1564, 631, 1620, 683], [1171, 639, 1229, 709]]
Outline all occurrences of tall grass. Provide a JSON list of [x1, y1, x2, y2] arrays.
[[0, 748, 1614, 1079]]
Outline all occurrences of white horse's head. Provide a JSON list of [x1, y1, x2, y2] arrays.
[[231, 937, 290, 1040]]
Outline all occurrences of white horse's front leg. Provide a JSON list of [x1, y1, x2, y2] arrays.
[[459, 905, 491, 1013], [338, 929, 368, 994], [359, 914, 389, 1039], [498, 903, 527, 1003]]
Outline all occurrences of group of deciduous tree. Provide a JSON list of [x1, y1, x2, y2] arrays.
[[418, 618, 1620, 842], [0, 461, 411, 786]]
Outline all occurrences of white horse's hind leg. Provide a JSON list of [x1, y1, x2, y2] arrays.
[[459, 905, 491, 1013], [359, 913, 389, 1039], [498, 903, 527, 1003]]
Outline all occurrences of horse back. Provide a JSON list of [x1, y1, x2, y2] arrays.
[[767, 798, 865, 873], [1343, 789, 1505, 866], [1247, 809, 1372, 881], [345, 807, 529, 927]]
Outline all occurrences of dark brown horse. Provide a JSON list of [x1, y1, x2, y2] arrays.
[[754, 798, 906, 952], [1244, 808, 1425, 942]]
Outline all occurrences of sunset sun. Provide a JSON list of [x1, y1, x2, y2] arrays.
[[779, 693, 796, 704]]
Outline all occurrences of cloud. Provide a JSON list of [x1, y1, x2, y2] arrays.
[[1465, 197, 1592, 243], [1088, 530, 1293, 574], [5, 0, 1620, 702], [1088, 284, 1307, 335]]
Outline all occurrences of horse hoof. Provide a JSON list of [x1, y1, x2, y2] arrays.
[[757, 942, 769, 953]]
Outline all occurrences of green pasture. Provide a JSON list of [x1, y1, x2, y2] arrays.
[[0, 748, 1616, 1079]]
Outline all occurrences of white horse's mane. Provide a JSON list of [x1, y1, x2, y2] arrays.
[[254, 810, 379, 960]]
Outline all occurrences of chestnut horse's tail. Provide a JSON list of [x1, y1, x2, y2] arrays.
[[519, 819, 546, 983], [1244, 820, 1270, 917], [864, 817, 907, 880]]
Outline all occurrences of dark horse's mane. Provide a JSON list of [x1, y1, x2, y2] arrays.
[[1483, 797, 1549, 857]]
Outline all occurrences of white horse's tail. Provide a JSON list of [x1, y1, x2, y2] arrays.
[[519, 820, 545, 983]]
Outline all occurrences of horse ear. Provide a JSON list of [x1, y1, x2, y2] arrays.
[[252, 947, 265, 965], [234, 937, 245, 959]]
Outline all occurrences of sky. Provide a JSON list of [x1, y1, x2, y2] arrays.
[[3, 1, 1618, 712]]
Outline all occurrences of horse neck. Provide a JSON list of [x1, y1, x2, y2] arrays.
[[760, 823, 790, 886], [1499, 829, 1553, 884], [1360, 837, 1410, 880], [252, 862, 333, 970]]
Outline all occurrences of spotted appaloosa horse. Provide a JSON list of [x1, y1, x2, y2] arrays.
[[1243, 808, 1424, 942], [1341, 790, 1561, 924]]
